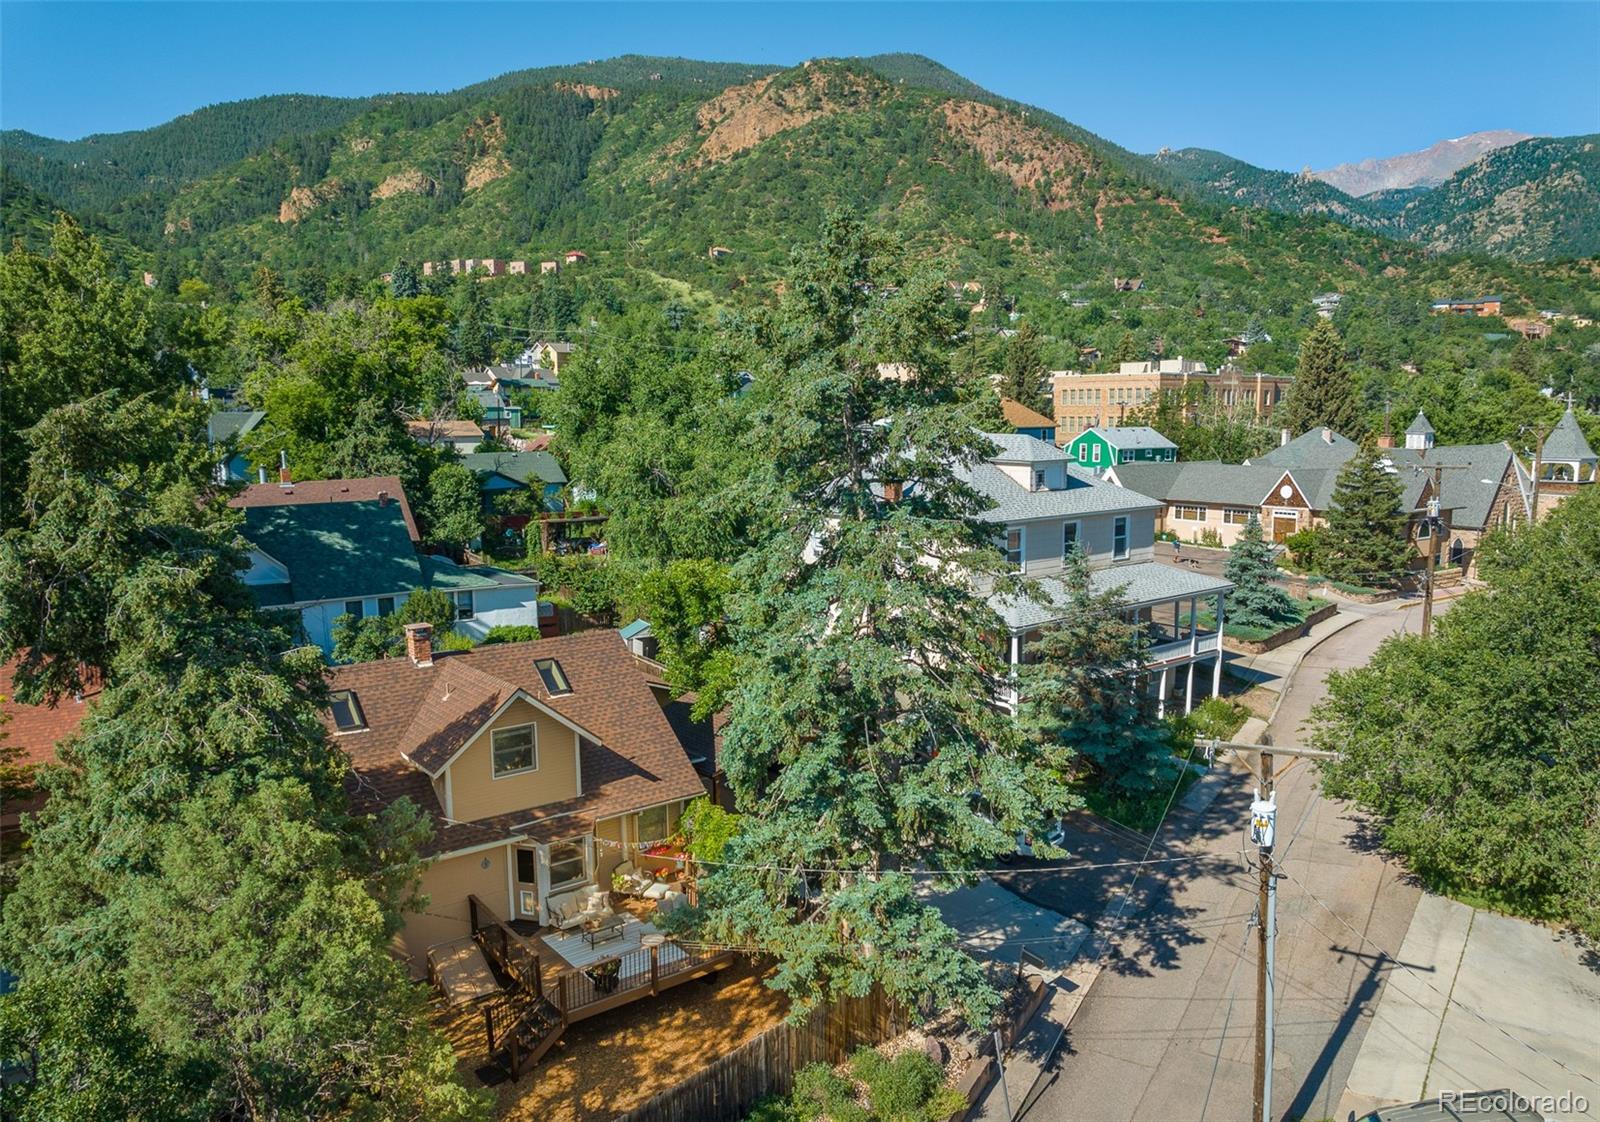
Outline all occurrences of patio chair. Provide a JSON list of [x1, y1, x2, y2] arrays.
[[611, 861, 655, 895]]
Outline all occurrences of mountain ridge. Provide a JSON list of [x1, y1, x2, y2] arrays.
[[1313, 129, 1534, 196]]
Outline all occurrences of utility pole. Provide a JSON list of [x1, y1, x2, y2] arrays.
[[1421, 466, 1442, 639], [1198, 737, 1339, 1122]]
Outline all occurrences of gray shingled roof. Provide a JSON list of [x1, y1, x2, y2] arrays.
[[960, 462, 1160, 524], [1541, 409, 1597, 463], [459, 451, 567, 487], [207, 410, 265, 443], [989, 562, 1233, 630], [1253, 429, 1361, 470], [1405, 411, 1435, 436], [1387, 444, 1513, 528], [1091, 426, 1178, 451], [984, 432, 1071, 464], [1112, 462, 1288, 508]]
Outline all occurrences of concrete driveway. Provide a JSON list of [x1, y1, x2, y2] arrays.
[[923, 876, 1091, 974]]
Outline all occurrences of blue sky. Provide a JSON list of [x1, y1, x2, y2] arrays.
[[3, 2, 1596, 170]]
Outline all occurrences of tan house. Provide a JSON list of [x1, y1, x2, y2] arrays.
[[540, 260, 561, 275], [325, 627, 707, 970], [405, 418, 485, 454]]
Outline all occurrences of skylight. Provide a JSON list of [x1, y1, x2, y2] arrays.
[[329, 690, 367, 732], [534, 658, 572, 696]]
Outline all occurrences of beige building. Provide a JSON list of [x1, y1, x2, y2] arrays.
[[1052, 358, 1292, 439], [324, 627, 708, 971]]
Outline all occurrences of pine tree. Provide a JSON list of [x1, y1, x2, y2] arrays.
[[689, 213, 1075, 1024], [1020, 547, 1176, 797], [390, 259, 421, 297], [1283, 319, 1362, 436], [997, 321, 1048, 414], [1223, 514, 1297, 628], [1320, 441, 1413, 588], [451, 279, 492, 366]]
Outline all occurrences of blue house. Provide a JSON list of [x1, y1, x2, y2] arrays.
[[207, 409, 265, 483]]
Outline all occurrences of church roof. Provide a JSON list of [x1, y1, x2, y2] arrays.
[[1405, 411, 1435, 436], [1542, 408, 1597, 463]]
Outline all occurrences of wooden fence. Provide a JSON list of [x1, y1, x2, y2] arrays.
[[612, 987, 909, 1122]]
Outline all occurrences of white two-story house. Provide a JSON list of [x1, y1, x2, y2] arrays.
[[963, 433, 1233, 716]]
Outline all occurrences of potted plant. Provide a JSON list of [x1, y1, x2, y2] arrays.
[[585, 957, 621, 994]]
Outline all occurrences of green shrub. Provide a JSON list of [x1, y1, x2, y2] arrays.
[[849, 1046, 954, 1122], [480, 624, 543, 645], [791, 1062, 866, 1122]]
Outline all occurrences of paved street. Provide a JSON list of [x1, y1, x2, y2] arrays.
[[999, 598, 1445, 1122]]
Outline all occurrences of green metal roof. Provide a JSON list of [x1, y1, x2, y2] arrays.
[[459, 451, 568, 487]]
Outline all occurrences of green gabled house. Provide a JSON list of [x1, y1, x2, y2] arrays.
[[1065, 426, 1178, 473]]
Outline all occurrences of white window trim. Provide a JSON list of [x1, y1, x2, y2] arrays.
[[1113, 516, 1129, 560], [1174, 505, 1208, 521], [453, 590, 475, 620], [1005, 526, 1026, 573], [1062, 520, 1081, 558], [1091, 443, 1102, 464], [545, 836, 591, 894], [490, 722, 539, 779]]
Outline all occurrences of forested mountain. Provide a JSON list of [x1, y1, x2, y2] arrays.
[[1146, 136, 1600, 261], [4, 54, 1597, 334]]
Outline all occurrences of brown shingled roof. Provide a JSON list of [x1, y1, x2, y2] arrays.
[[228, 476, 420, 543], [0, 656, 99, 769], [1001, 398, 1057, 430], [325, 630, 705, 857]]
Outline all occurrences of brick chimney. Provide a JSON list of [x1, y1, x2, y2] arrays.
[[278, 449, 292, 486], [881, 481, 902, 502], [404, 622, 433, 668]]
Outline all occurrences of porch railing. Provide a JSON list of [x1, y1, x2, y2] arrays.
[[555, 940, 730, 1019]]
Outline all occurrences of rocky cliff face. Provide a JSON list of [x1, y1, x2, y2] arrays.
[[1313, 130, 1533, 197]]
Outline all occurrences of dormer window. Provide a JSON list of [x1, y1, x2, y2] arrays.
[[329, 690, 367, 733], [535, 658, 572, 696], [1034, 470, 1046, 490]]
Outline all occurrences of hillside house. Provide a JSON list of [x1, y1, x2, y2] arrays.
[[207, 409, 266, 483], [1113, 277, 1143, 292], [468, 386, 522, 432], [1066, 426, 1178, 473], [230, 477, 539, 653], [540, 260, 560, 275], [0, 658, 100, 833], [1431, 296, 1503, 318], [461, 450, 569, 522], [507, 260, 529, 275], [406, 419, 486, 454], [956, 433, 1233, 717], [524, 340, 574, 376], [707, 245, 733, 259], [323, 628, 707, 967], [562, 250, 587, 264], [1000, 398, 1057, 443]]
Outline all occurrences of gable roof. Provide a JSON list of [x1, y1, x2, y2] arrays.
[[405, 419, 484, 443], [1088, 426, 1178, 452], [1000, 399, 1056, 430], [324, 630, 706, 856], [1542, 408, 1597, 463], [1253, 428, 1361, 470], [1387, 443, 1519, 529], [459, 451, 568, 488], [207, 410, 265, 444], [240, 500, 423, 606], [229, 476, 420, 542], [961, 462, 1161, 523]]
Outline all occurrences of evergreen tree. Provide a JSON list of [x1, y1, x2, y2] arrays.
[[1020, 547, 1175, 797], [1320, 440, 1413, 588], [1110, 328, 1142, 366], [390, 259, 421, 297], [451, 279, 492, 366], [422, 462, 486, 553], [422, 261, 455, 297], [997, 321, 1048, 414], [1223, 515, 1296, 628], [688, 213, 1075, 1023], [0, 394, 485, 1121], [1283, 319, 1362, 437]]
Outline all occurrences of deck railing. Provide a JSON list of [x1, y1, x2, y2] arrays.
[[555, 940, 730, 1019]]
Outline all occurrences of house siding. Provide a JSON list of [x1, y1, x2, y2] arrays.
[[445, 698, 581, 823], [400, 844, 511, 975], [455, 585, 541, 641], [1014, 510, 1156, 575]]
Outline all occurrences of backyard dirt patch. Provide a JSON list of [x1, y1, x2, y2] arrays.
[[436, 957, 787, 1122]]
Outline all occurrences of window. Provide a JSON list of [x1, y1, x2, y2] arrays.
[[452, 591, 474, 621], [516, 848, 537, 884], [1062, 521, 1080, 558], [534, 658, 571, 695], [491, 723, 537, 777], [547, 839, 587, 891], [1416, 518, 1431, 539], [1091, 444, 1102, 464], [637, 803, 673, 845], [344, 600, 364, 620], [1004, 528, 1024, 571], [329, 690, 366, 732], [377, 596, 395, 617], [1223, 508, 1254, 525], [1174, 505, 1207, 521], [1113, 516, 1129, 560], [1034, 471, 1046, 490]]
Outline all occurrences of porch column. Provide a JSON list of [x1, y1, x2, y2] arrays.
[[1212, 592, 1225, 700], [1184, 662, 1196, 715], [1188, 596, 1199, 655], [1156, 667, 1169, 719], [1008, 634, 1021, 712]]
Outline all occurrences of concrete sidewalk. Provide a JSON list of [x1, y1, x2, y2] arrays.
[[971, 972, 1092, 1121], [922, 877, 1091, 974], [1339, 895, 1600, 1121]]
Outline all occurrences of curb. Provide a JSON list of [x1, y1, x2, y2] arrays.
[[1262, 612, 1364, 729]]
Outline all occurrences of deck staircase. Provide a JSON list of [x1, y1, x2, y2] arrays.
[[484, 988, 566, 1078]]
